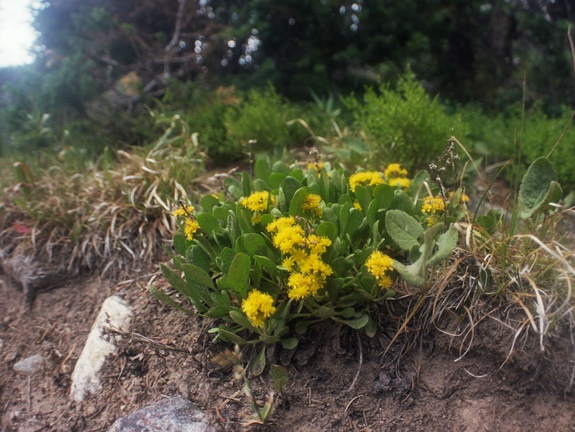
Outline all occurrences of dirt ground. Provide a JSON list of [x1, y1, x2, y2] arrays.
[[1, 265, 574, 432]]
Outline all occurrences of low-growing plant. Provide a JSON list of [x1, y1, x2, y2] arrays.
[[155, 158, 469, 366]]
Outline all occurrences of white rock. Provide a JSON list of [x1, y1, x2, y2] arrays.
[[13, 354, 44, 376], [70, 295, 131, 402]]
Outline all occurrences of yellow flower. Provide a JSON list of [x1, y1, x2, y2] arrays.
[[184, 218, 200, 241], [272, 224, 306, 254], [266, 216, 297, 233], [349, 171, 385, 192], [365, 250, 394, 280], [366, 251, 396, 290], [302, 194, 323, 217], [384, 163, 408, 179], [388, 177, 411, 188], [173, 205, 194, 217], [282, 256, 295, 271], [287, 272, 323, 300], [448, 190, 470, 204], [306, 235, 332, 256], [298, 254, 333, 279], [307, 162, 325, 171], [422, 196, 445, 214], [353, 201, 362, 211], [241, 191, 275, 212], [241, 290, 277, 328]]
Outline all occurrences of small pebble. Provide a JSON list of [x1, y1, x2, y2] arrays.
[[13, 354, 45, 376]]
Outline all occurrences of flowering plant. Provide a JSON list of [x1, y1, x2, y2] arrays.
[[155, 159, 466, 353]]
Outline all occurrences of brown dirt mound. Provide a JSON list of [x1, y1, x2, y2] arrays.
[[1, 271, 574, 432]]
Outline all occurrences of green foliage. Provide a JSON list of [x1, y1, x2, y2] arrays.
[[345, 71, 467, 173], [157, 160, 466, 358], [225, 86, 308, 154]]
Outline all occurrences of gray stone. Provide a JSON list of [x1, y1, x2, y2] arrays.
[[70, 295, 132, 402], [13, 354, 44, 376], [108, 395, 216, 432]]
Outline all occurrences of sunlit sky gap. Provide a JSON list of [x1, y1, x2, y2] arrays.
[[0, 1, 37, 67]]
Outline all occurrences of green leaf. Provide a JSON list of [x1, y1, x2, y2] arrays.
[[229, 309, 257, 331], [197, 213, 221, 235], [241, 172, 252, 196], [316, 221, 338, 242], [243, 233, 267, 256], [147, 285, 194, 314], [185, 245, 211, 269], [354, 185, 371, 213], [253, 255, 279, 280], [340, 314, 369, 329], [219, 253, 251, 297], [427, 224, 458, 267], [281, 176, 302, 205], [200, 194, 220, 213], [217, 327, 247, 344], [251, 345, 267, 376], [173, 233, 187, 256], [254, 158, 271, 182], [181, 263, 215, 289], [269, 172, 287, 189], [270, 364, 290, 392], [385, 209, 424, 251], [161, 264, 191, 297], [519, 157, 562, 219], [364, 317, 377, 337], [288, 186, 311, 217]]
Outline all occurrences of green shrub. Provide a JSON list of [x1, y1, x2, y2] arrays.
[[225, 86, 308, 155], [345, 71, 467, 173]]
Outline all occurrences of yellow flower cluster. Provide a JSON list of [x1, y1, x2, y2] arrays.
[[422, 195, 446, 226], [267, 217, 333, 300], [241, 289, 277, 328], [302, 194, 323, 217], [349, 171, 385, 192], [365, 250, 394, 290], [384, 163, 411, 188], [174, 205, 200, 241], [240, 191, 275, 213]]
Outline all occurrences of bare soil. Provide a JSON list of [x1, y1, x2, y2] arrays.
[[1, 265, 574, 432]]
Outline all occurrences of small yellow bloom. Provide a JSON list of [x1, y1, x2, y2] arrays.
[[365, 250, 394, 280], [384, 163, 408, 179], [349, 171, 385, 192], [241, 191, 275, 212], [241, 290, 276, 328], [184, 218, 200, 240], [448, 190, 470, 204], [353, 202, 362, 211], [282, 256, 295, 271], [287, 272, 323, 300], [306, 235, 332, 256], [388, 177, 411, 188], [422, 196, 445, 214], [377, 274, 394, 290], [173, 205, 195, 217], [266, 216, 297, 233], [302, 194, 323, 217], [272, 224, 306, 254], [307, 161, 325, 171]]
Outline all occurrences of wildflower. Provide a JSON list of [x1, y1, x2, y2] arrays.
[[307, 161, 325, 171], [241, 290, 277, 328], [173, 205, 194, 218], [298, 254, 333, 279], [365, 250, 394, 280], [422, 195, 445, 226], [365, 250, 395, 290], [287, 272, 323, 300], [422, 196, 445, 214], [282, 256, 295, 271], [448, 190, 470, 204], [302, 194, 323, 217], [384, 163, 408, 179], [384, 163, 410, 188], [271, 224, 305, 254], [388, 177, 411, 188], [349, 171, 385, 192], [266, 216, 297, 234], [241, 191, 275, 212], [353, 201, 362, 211], [306, 235, 331, 256], [184, 218, 200, 241]]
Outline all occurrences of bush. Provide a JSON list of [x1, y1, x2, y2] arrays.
[[345, 71, 467, 173]]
